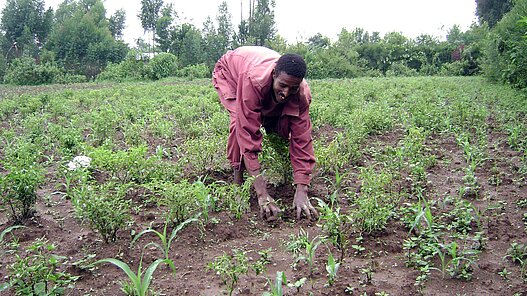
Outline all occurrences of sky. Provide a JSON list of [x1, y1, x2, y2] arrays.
[[0, 0, 478, 45]]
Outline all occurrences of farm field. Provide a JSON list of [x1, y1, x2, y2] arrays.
[[1, 76, 527, 295]]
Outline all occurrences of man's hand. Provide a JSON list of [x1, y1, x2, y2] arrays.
[[257, 193, 281, 221], [293, 184, 318, 220], [250, 170, 281, 221]]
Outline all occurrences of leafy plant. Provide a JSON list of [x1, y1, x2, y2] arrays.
[[8, 238, 79, 295], [72, 182, 132, 243], [207, 249, 249, 296], [285, 229, 325, 277], [0, 165, 45, 223]]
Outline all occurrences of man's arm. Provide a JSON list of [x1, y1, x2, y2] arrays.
[[289, 103, 317, 220]]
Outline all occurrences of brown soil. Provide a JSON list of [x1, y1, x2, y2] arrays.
[[1, 119, 527, 295]]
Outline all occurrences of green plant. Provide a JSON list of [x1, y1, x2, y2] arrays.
[[0, 225, 26, 243], [148, 53, 178, 80], [72, 182, 132, 243], [285, 229, 324, 277], [325, 251, 341, 286], [505, 242, 527, 278], [262, 271, 287, 296], [207, 249, 249, 296], [91, 255, 171, 296], [433, 241, 480, 280], [251, 248, 272, 276], [8, 238, 79, 295], [0, 163, 45, 223], [131, 215, 198, 273], [211, 178, 253, 220], [316, 197, 351, 261]]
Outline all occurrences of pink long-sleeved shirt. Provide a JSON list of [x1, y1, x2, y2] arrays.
[[212, 46, 315, 185]]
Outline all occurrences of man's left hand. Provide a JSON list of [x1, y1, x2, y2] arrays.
[[293, 184, 318, 220]]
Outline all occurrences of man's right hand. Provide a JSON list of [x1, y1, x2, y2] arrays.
[[250, 170, 281, 221]]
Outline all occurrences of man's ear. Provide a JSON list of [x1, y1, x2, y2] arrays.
[[272, 68, 277, 78]]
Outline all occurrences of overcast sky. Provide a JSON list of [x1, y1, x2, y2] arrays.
[[1, 0, 478, 45]]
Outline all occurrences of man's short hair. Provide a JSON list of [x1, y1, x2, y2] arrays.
[[275, 53, 307, 78]]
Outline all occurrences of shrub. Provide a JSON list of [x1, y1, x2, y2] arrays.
[[3, 57, 63, 85], [176, 63, 210, 78], [149, 53, 178, 80], [386, 62, 419, 77], [71, 182, 131, 243]]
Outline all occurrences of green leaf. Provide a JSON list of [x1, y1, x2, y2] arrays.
[[141, 259, 170, 295]]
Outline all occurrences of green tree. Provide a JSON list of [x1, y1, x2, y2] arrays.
[[46, 0, 127, 77], [202, 1, 234, 68], [476, 0, 513, 28], [155, 4, 175, 52], [171, 23, 204, 67], [0, 0, 53, 59], [138, 0, 163, 52], [248, 0, 276, 46], [109, 9, 126, 39]]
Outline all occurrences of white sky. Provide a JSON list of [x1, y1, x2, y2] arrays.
[[1, 0, 478, 45]]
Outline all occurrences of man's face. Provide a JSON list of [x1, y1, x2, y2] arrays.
[[272, 70, 303, 104]]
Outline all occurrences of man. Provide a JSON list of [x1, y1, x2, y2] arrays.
[[212, 46, 318, 221]]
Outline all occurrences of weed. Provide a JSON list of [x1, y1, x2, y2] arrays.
[[8, 238, 79, 295], [72, 182, 132, 243], [207, 249, 249, 296]]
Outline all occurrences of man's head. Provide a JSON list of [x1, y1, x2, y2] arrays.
[[272, 54, 307, 104]]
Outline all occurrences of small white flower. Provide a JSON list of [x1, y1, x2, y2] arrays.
[[67, 155, 92, 171]]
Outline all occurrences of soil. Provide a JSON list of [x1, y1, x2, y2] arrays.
[[2, 98, 527, 296]]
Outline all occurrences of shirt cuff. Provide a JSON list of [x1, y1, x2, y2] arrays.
[[293, 172, 311, 186]]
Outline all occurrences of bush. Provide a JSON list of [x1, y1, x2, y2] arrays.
[[438, 61, 466, 76], [96, 50, 154, 82], [176, 63, 211, 78], [3, 57, 63, 85], [482, 0, 527, 89], [149, 53, 178, 80], [386, 62, 419, 77]]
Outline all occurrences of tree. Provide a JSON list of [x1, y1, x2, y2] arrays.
[[155, 4, 175, 52], [476, 0, 513, 28], [46, 0, 127, 77], [0, 0, 53, 59], [248, 0, 276, 46], [216, 1, 234, 52], [202, 1, 234, 68], [109, 9, 126, 39], [138, 0, 163, 52], [171, 23, 204, 67]]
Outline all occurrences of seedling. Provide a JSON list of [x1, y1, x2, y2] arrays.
[[131, 215, 198, 274], [91, 254, 171, 296], [263, 271, 287, 296], [325, 251, 341, 286], [207, 249, 249, 296]]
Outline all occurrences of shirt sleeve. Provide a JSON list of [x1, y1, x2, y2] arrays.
[[289, 103, 316, 185], [235, 73, 264, 172]]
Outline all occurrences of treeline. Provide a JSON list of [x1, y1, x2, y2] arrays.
[[0, 0, 526, 91]]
